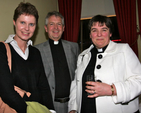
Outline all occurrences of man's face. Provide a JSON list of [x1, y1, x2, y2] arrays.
[[90, 22, 112, 49], [44, 15, 65, 41]]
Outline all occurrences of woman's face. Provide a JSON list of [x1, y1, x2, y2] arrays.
[[13, 14, 36, 42], [90, 22, 111, 49]]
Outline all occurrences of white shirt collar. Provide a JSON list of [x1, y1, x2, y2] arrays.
[[54, 41, 59, 45], [97, 48, 103, 52], [5, 34, 33, 60]]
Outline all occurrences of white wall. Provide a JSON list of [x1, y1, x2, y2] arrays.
[[81, 0, 115, 18]]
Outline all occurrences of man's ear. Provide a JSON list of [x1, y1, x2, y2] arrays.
[[44, 25, 48, 32], [63, 25, 65, 31]]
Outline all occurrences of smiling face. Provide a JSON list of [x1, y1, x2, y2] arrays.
[[13, 14, 36, 42], [44, 15, 65, 41], [90, 22, 112, 49]]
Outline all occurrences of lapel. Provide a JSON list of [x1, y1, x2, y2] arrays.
[[104, 40, 116, 53], [43, 40, 55, 76], [61, 40, 73, 79]]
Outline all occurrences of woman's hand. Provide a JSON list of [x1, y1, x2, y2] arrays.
[[85, 81, 116, 98], [69, 110, 76, 113]]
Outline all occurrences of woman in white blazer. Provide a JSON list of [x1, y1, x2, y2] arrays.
[[68, 15, 141, 113]]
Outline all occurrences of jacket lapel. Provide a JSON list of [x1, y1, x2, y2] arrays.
[[43, 41, 55, 76], [62, 40, 73, 80]]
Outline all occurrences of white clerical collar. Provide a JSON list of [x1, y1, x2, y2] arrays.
[[54, 41, 59, 45], [97, 48, 103, 52]]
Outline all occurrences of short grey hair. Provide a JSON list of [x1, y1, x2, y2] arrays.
[[45, 11, 65, 26]]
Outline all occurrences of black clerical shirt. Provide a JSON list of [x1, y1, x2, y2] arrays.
[[49, 39, 71, 98], [81, 45, 107, 113]]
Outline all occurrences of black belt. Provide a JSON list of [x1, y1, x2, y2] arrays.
[[55, 97, 69, 103]]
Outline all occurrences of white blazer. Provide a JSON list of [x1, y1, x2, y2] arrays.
[[68, 41, 141, 113]]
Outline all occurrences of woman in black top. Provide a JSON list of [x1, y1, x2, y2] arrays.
[[0, 2, 54, 113]]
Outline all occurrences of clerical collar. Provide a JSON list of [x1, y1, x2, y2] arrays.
[[49, 38, 61, 45], [54, 41, 59, 45], [97, 48, 103, 52], [93, 44, 108, 53]]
